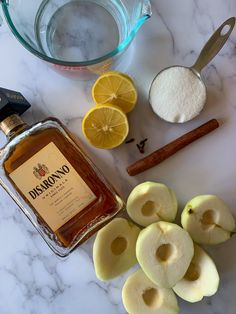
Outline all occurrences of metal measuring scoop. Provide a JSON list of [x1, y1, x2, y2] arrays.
[[149, 17, 236, 123]]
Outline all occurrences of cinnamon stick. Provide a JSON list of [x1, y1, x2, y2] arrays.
[[127, 119, 219, 176]]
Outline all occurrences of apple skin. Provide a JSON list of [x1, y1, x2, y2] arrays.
[[127, 182, 178, 227], [181, 195, 235, 245], [173, 244, 220, 303], [122, 269, 179, 314], [93, 218, 140, 281], [136, 221, 194, 288]]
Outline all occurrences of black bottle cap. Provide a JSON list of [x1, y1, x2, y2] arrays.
[[0, 87, 31, 123]]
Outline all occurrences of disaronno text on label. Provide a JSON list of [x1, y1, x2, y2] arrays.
[[28, 165, 70, 200]]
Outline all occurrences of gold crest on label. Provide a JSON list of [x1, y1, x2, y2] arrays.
[[33, 163, 49, 180]]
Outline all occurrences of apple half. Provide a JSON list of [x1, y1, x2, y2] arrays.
[[122, 269, 179, 314], [136, 221, 194, 288], [181, 195, 235, 245], [173, 244, 220, 302], [93, 218, 140, 281], [127, 182, 178, 227]]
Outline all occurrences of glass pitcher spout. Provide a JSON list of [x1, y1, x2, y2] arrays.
[[117, 0, 152, 52], [142, 0, 152, 18]]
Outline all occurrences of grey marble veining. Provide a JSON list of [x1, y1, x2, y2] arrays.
[[0, 0, 236, 313]]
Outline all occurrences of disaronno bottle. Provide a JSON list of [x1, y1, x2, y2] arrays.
[[0, 88, 124, 256]]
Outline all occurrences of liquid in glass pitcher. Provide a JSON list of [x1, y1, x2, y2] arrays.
[[1, 0, 152, 79]]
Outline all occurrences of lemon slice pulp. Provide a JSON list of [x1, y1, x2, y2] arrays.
[[92, 71, 138, 113], [82, 104, 129, 149]]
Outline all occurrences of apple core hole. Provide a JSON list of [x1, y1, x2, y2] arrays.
[[201, 210, 216, 229], [184, 262, 201, 281], [142, 288, 159, 308], [141, 201, 157, 216], [156, 244, 174, 262], [111, 237, 127, 255]]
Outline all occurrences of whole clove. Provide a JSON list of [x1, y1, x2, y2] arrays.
[[137, 138, 148, 154], [125, 138, 135, 144]]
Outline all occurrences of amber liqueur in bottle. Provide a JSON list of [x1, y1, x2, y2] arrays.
[[0, 88, 124, 256]]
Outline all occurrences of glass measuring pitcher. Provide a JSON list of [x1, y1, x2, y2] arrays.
[[1, 0, 152, 79]]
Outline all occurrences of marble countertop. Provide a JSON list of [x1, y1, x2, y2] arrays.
[[0, 0, 236, 313]]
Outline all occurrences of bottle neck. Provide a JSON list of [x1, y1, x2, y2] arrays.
[[0, 114, 28, 139]]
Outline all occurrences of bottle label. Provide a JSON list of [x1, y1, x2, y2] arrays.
[[9, 142, 97, 231]]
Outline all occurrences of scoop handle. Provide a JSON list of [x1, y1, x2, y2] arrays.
[[192, 17, 235, 73]]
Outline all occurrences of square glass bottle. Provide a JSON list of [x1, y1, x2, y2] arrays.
[[0, 88, 124, 256]]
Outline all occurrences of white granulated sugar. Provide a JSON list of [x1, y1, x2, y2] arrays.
[[149, 67, 207, 123]]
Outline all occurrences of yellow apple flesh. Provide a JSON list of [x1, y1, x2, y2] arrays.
[[127, 182, 178, 227], [181, 195, 235, 245], [93, 218, 140, 280], [173, 244, 220, 302], [122, 269, 179, 314], [136, 221, 194, 288]]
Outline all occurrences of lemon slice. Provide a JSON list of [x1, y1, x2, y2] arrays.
[[104, 71, 134, 84], [82, 104, 129, 149], [92, 71, 138, 113]]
